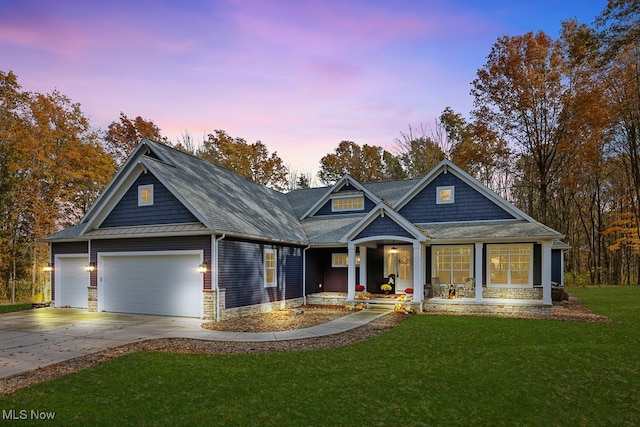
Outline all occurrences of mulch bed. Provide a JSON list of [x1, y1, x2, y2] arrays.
[[0, 297, 612, 396]]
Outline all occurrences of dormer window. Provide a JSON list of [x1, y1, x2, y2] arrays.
[[138, 184, 154, 206], [331, 195, 364, 212], [436, 186, 454, 204]]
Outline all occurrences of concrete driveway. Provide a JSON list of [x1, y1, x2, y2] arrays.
[[0, 306, 389, 380], [0, 308, 204, 379]]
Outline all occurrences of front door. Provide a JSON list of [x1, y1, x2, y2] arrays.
[[384, 245, 412, 292]]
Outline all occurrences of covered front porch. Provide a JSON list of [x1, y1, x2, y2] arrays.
[[342, 238, 555, 308]]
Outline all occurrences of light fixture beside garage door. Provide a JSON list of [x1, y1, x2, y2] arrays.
[[85, 262, 96, 272], [198, 261, 207, 273]]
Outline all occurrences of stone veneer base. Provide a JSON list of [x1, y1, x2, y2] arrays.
[[424, 298, 552, 316], [87, 286, 97, 312], [219, 297, 305, 320]]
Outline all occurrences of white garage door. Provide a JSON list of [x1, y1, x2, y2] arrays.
[[55, 255, 89, 308], [99, 252, 203, 317]]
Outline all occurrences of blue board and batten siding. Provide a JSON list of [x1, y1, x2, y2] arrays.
[[552, 249, 562, 284], [100, 172, 198, 228], [355, 215, 413, 240], [218, 239, 303, 309], [400, 173, 515, 223]]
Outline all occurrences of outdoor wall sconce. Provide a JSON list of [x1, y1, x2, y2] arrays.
[[198, 262, 207, 273], [43, 263, 53, 272], [85, 262, 96, 272]]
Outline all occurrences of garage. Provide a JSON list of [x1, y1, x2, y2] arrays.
[[98, 251, 203, 317], [54, 255, 90, 308]]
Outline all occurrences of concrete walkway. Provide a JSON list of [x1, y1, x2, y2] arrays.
[[0, 307, 390, 379]]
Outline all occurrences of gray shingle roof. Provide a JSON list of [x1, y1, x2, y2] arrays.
[[420, 220, 563, 242], [300, 215, 364, 244], [142, 140, 307, 243], [44, 141, 564, 247], [285, 177, 422, 218]]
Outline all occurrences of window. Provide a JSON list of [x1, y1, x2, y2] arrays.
[[436, 186, 454, 204], [138, 184, 154, 206], [332, 253, 360, 268], [264, 249, 276, 287], [331, 196, 364, 212], [487, 244, 532, 287], [432, 245, 472, 284]]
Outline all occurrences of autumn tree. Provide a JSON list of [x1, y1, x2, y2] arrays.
[[471, 31, 577, 225], [596, 0, 640, 284], [0, 71, 29, 298], [0, 71, 115, 300], [552, 20, 614, 285], [394, 126, 445, 179], [318, 140, 405, 185], [438, 107, 512, 193], [104, 112, 168, 167], [197, 129, 289, 191]]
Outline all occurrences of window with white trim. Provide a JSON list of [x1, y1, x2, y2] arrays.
[[332, 253, 360, 268], [432, 245, 472, 284], [436, 186, 454, 204], [264, 249, 277, 287], [487, 244, 532, 287], [138, 184, 154, 206], [331, 196, 364, 212]]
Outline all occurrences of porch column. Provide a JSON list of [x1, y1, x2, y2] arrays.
[[347, 241, 356, 300], [412, 241, 423, 302], [474, 242, 483, 303], [359, 246, 367, 291], [542, 241, 552, 305]]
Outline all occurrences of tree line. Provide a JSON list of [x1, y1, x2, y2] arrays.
[[1, 0, 638, 301]]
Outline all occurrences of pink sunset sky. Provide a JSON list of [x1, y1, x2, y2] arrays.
[[1, 0, 605, 177]]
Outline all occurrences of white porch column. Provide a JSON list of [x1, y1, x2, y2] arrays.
[[359, 246, 367, 291], [347, 241, 356, 300], [412, 241, 423, 302], [474, 242, 483, 303], [542, 241, 552, 305]]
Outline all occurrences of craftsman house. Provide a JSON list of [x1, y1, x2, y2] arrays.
[[44, 138, 567, 319]]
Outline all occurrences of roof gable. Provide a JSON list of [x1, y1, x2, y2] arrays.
[[299, 174, 382, 219], [99, 170, 198, 228], [341, 203, 428, 243], [74, 139, 307, 243], [399, 171, 515, 223], [394, 159, 536, 223]]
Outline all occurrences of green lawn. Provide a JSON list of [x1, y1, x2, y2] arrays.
[[1, 287, 639, 426]]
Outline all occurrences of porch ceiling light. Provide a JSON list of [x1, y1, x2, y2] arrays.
[[85, 262, 96, 272], [390, 246, 398, 254], [198, 262, 208, 273]]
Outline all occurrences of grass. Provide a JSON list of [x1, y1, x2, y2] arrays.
[[1, 287, 639, 426], [0, 303, 33, 314]]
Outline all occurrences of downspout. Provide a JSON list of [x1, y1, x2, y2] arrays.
[[302, 245, 310, 305], [213, 233, 226, 322]]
